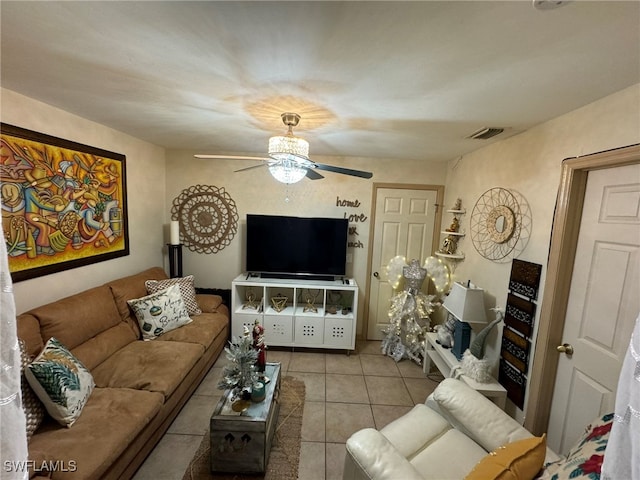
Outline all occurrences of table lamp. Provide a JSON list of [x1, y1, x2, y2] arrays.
[[442, 281, 487, 360]]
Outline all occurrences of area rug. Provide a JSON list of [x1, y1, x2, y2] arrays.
[[182, 376, 305, 480]]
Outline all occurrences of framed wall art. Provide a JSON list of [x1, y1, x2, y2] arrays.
[[1, 123, 129, 282]]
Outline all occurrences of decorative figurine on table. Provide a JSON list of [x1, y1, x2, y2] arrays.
[[460, 308, 504, 383], [381, 259, 438, 364], [252, 319, 268, 382], [446, 217, 460, 233], [440, 234, 459, 255], [302, 289, 320, 313]]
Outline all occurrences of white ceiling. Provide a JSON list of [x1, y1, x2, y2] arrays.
[[1, 1, 639, 162]]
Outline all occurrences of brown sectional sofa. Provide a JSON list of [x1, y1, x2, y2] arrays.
[[16, 267, 230, 479]]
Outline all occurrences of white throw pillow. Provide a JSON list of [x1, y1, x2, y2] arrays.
[[24, 337, 95, 428], [145, 275, 202, 315], [128, 284, 192, 340]]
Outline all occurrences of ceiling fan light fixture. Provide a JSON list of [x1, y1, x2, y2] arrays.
[[268, 160, 307, 184], [268, 134, 310, 159]]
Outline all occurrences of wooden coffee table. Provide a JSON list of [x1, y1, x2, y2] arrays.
[[210, 362, 281, 473]]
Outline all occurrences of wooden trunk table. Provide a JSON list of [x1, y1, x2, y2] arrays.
[[210, 362, 281, 473]]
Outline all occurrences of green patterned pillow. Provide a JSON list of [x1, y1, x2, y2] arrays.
[[24, 337, 95, 427], [128, 284, 192, 340]]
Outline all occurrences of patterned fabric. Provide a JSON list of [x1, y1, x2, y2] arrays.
[[128, 284, 192, 340], [24, 337, 95, 427], [543, 413, 613, 480], [18, 340, 46, 440], [145, 275, 202, 315], [601, 313, 639, 480]]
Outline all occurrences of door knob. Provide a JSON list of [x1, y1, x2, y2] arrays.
[[557, 343, 574, 355], [373, 271, 379, 278]]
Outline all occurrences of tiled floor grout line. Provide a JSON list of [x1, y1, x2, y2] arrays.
[[133, 341, 438, 480]]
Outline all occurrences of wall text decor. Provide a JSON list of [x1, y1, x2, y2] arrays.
[[337, 196, 367, 249]]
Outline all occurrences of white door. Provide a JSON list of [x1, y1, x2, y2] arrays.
[[367, 187, 439, 340], [546, 163, 640, 454]]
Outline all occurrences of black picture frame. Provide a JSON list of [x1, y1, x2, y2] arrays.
[[1, 123, 129, 282]]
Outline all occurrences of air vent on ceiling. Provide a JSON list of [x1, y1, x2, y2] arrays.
[[466, 127, 505, 140]]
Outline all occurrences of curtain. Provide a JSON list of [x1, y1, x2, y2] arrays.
[[0, 235, 28, 479], [601, 312, 640, 480]]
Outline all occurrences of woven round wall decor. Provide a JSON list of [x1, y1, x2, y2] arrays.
[[171, 184, 238, 254], [470, 187, 532, 263]]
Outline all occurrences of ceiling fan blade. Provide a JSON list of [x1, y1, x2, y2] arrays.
[[234, 163, 268, 173], [313, 163, 373, 179], [305, 168, 324, 180], [194, 154, 270, 161]]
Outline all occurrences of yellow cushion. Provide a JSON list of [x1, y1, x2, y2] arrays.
[[465, 434, 546, 480]]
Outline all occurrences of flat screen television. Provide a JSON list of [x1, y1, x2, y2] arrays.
[[246, 214, 348, 280]]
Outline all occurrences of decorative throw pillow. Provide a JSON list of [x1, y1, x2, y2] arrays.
[[465, 434, 546, 480], [541, 414, 612, 480], [145, 275, 202, 315], [128, 284, 192, 340], [18, 339, 46, 439], [24, 337, 95, 428]]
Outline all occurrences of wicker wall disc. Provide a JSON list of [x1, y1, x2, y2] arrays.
[[171, 185, 238, 254], [470, 187, 531, 263]]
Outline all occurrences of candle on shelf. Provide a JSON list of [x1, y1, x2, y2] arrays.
[[170, 220, 180, 245]]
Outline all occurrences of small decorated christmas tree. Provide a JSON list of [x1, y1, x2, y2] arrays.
[[217, 326, 258, 399]]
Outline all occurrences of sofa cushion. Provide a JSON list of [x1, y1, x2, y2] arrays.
[[90, 340, 204, 399], [72, 322, 139, 372], [380, 403, 451, 459], [411, 429, 488, 480], [154, 311, 228, 349], [28, 284, 137, 370], [195, 293, 224, 313], [25, 337, 95, 427], [128, 284, 192, 340], [28, 387, 164, 479], [432, 378, 533, 453], [107, 267, 168, 336], [146, 275, 202, 315], [30, 285, 122, 349], [465, 435, 546, 480]]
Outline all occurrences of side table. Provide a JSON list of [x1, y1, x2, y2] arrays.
[[424, 332, 507, 409]]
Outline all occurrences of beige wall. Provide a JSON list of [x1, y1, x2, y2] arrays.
[[3, 81, 638, 377], [165, 151, 448, 337], [1, 88, 167, 314], [441, 83, 640, 417]]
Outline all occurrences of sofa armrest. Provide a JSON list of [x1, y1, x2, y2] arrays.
[[344, 428, 424, 480], [195, 293, 223, 313], [429, 378, 533, 453]]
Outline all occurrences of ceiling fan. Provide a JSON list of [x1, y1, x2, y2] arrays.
[[194, 113, 373, 184]]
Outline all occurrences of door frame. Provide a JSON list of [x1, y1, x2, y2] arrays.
[[363, 183, 444, 339], [525, 143, 640, 435]]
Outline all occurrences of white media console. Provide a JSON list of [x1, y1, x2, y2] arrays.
[[231, 274, 358, 351]]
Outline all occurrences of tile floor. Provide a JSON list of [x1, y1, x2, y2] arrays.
[[132, 340, 441, 480]]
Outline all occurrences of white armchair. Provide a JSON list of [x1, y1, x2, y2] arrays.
[[343, 378, 560, 480]]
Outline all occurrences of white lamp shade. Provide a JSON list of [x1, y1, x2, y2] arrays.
[[442, 282, 487, 324]]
